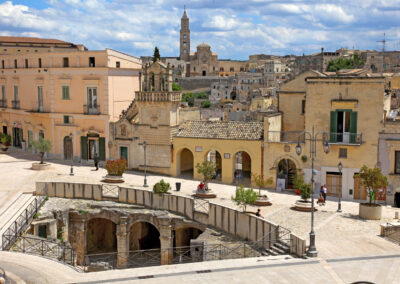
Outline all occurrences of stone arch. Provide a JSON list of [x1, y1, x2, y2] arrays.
[[129, 220, 161, 251], [86, 218, 117, 254], [277, 158, 298, 189], [233, 150, 252, 186], [177, 147, 194, 178], [204, 149, 222, 181], [173, 226, 203, 247]]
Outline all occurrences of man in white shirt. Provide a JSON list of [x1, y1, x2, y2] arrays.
[[322, 184, 327, 203]]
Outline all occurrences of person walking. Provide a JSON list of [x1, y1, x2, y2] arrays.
[[94, 152, 99, 171], [322, 184, 327, 204]]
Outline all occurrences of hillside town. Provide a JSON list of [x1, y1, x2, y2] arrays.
[[0, 4, 400, 284]]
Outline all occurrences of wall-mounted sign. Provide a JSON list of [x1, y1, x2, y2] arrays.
[[195, 146, 202, 152], [224, 153, 230, 159], [284, 145, 290, 152]]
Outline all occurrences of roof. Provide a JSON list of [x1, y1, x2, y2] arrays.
[[0, 36, 73, 45], [198, 43, 210, 48], [176, 121, 264, 140]]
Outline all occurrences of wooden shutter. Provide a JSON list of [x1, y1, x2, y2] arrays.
[[330, 111, 337, 142], [99, 137, 106, 161], [80, 136, 88, 160], [350, 111, 358, 143]]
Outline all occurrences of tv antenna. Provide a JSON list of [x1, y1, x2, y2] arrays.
[[377, 33, 386, 52]]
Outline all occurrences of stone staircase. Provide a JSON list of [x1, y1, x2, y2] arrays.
[[261, 241, 291, 256]]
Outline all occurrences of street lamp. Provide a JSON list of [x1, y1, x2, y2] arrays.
[[295, 126, 330, 258], [337, 161, 343, 213], [235, 153, 239, 188], [143, 141, 148, 187], [69, 133, 74, 176]]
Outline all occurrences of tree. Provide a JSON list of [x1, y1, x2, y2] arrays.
[[32, 138, 52, 164], [293, 173, 304, 190], [196, 92, 208, 99], [252, 173, 273, 196], [196, 160, 216, 189], [200, 100, 211, 108], [299, 183, 312, 202], [172, 82, 182, 91], [181, 92, 195, 106], [355, 165, 388, 206], [153, 47, 160, 62], [231, 185, 258, 212], [326, 55, 365, 72]]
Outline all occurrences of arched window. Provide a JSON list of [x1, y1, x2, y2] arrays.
[[120, 125, 126, 137]]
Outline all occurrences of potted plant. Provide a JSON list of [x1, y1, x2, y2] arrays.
[[153, 179, 171, 194], [0, 133, 11, 152], [231, 185, 258, 212], [104, 158, 127, 183], [195, 160, 216, 191], [31, 138, 52, 170], [252, 173, 273, 206], [293, 173, 304, 195], [294, 183, 315, 212], [355, 165, 388, 220]]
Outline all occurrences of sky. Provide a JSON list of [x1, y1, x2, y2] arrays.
[[0, 0, 400, 60]]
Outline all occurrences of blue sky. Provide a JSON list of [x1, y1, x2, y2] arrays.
[[1, 0, 399, 60]]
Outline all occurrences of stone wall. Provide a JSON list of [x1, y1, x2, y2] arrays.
[[177, 76, 220, 91], [36, 181, 306, 257]]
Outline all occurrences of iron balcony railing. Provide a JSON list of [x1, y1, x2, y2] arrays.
[[83, 104, 100, 115], [0, 99, 6, 108], [328, 132, 362, 145], [12, 100, 20, 109]]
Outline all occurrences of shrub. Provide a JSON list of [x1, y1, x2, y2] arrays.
[[172, 82, 182, 91], [196, 160, 216, 189], [300, 183, 312, 201], [293, 173, 304, 190], [153, 179, 171, 194], [200, 100, 211, 108], [0, 134, 11, 146], [355, 165, 388, 206], [105, 158, 127, 176], [252, 173, 273, 196], [32, 138, 52, 164], [231, 185, 258, 212]]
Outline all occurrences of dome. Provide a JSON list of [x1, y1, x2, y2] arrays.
[[197, 43, 210, 48]]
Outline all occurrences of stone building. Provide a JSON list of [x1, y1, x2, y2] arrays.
[[362, 51, 400, 73], [109, 59, 182, 174], [179, 8, 190, 62], [218, 60, 248, 76], [293, 48, 340, 75], [189, 43, 219, 77], [0, 36, 141, 162]]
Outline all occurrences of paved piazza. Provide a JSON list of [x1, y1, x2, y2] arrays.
[[1, 149, 400, 283]]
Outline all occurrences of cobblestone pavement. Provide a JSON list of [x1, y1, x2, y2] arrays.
[[1, 148, 400, 282]]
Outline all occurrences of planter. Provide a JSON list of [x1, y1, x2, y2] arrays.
[[294, 200, 317, 212], [359, 203, 382, 220], [176, 182, 181, 191], [193, 188, 217, 198], [31, 162, 51, 170], [254, 195, 272, 206], [103, 175, 124, 183], [1, 146, 8, 152]]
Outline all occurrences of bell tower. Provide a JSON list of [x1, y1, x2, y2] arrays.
[[180, 6, 190, 61]]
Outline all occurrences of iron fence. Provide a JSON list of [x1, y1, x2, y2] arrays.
[[1, 195, 46, 251], [10, 235, 75, 265], [193, 198, 209, 214], [102, 184, 119, 198], [384, 223, 400, 244]]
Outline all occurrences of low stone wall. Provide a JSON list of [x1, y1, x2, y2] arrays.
[[35, 181, 306, 257]]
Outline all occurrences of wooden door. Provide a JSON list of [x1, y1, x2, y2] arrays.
[[64, 136, 72, 160], [354, 176, 367, 200], [326, 173, 342, 197]]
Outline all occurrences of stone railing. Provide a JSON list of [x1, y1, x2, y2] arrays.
[[135, 91, 182, 102], [35, 181, 306, 257]]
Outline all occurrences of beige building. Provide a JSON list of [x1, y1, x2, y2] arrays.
[[0, 36, 141, 161], [218, 60, 248, 77], [189, 43, 218, 77]]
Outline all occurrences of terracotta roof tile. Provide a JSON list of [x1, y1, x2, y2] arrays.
[[176, 121, 263, 140], [0, 36, 73, 45]]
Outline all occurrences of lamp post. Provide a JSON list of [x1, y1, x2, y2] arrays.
[[143, 141, 148, 187], [337, 162, 343, 213], [69, 133, 74, 176], [295, 126, 330, 258], [235, 153, 239, 188]]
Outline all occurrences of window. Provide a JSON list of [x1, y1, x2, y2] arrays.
[[395, 151, 400, 174], [14, 59, 17, 68], [330, 110, 358, 143], [63, 115, 70, 124], [1, 60, 4, 69], [25, 59, 28, 68], [183, 34, 187, 39], [38, 58, 42, 68], [116, 61, 120, 68], [39, 130, 44, 139], [62, 86, 70, 100], [1, 85, 5, 100], [183, 49, 187, 54], [63, 57, 69, 67], [37, 86, 43, 112], [13, 86, 18, 101], [301, 100, 306, 114], [89, 57, 95, 67], [230, 67, 234, 72], [339, 148, 347, 158]]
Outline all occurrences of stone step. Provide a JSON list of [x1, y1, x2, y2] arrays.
[[273, 242, 290, 252], [265, 248, 278, 256], [270, 245, 286, 255]]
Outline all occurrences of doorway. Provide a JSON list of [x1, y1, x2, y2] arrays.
[[326, 172, 342, 197], [395, 192, 400, 208], [64, 136, 73, 160], [88, 138, 99, 160], [12, 127, 22, 148], [2, 126, 7, 135], [202, 70, 206, 76], [120, 146, 128, 162], [337, 111, 351, 143]]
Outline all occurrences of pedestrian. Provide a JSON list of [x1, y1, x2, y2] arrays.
[[94, 152, 99, 171], [322, 184, 327, 204], [318, 187, 324, 206], [255, 209, 264, 218]]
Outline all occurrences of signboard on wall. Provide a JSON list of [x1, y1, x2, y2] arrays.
[[276, 178, 285, 192]]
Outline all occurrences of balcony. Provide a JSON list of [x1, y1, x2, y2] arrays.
[[328, 132, 362, 145], [12, 100, 20, 109], [267, 131, 305, 143], [83, 104, 100, 115], [30, 106, 46, 113], [135, 91, 182, 102], [0, 100, 6, 108]]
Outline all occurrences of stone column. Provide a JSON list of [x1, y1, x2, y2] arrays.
[[116, 216, 130, 268], [159, 219, 173, 265], [69, 217, 87, 265]]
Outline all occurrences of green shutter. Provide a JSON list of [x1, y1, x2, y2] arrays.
[[99, 137, 106, 161], [62, 86, 70, 99], [81, 136, 88, 160], [350, 111, 358, 143], [330, 111, 337, 142]]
